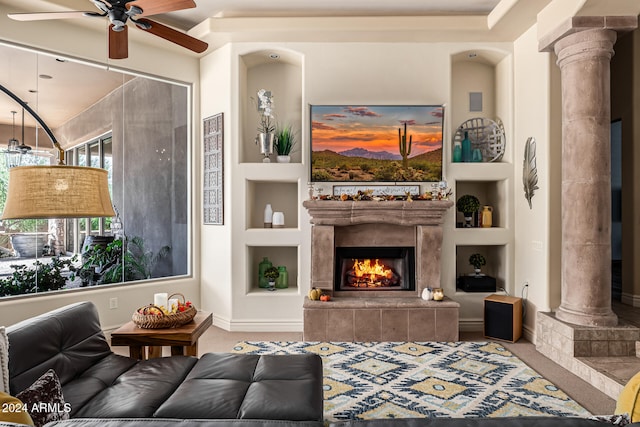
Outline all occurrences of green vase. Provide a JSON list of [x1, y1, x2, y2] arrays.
[[276, 266, 289, 289], [258, 257, 272, 288]]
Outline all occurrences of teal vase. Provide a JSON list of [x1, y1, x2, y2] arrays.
[[461, 131, 471, 162], [472, 148, 483, 162], [276, 266, 289, 289], [258, 257, 272, 288], [452, 141, 462, 162]]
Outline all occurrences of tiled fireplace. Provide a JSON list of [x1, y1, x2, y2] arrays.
[[302, 200, 459, 341]]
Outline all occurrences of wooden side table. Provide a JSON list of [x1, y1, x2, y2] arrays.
[[111, 311, 212, 359]]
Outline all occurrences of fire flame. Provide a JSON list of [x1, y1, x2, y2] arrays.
[[352, 259, 393, 283]]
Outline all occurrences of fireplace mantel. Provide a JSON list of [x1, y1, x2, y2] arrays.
[[303, 199, 454, 294], [302, 200, 453, 226], [302, 198, 458, 341]]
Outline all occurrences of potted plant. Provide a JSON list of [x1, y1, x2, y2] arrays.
[[274, 124, 295, 163], [264, 266, 279, 291], [469, 253, 486, 276], [456, 194, 480, 227], [254, 89, 276, 162]]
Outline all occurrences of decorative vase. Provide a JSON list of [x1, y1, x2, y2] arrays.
[[264, 204, 273, 228], [474, 268, 482, 276], [258, 257, 272, 288], [472, 148, 483, 162], [432, 288, 444, 301], [268, 281, 276, 291], [276, 155, 291, 163], [256, 132, 274, 162], [276, 266, 288, 289], [421, 287, 433, 301], [481, 206, 493, 228], [463, 215, 473, 228], [461, 131, 471, 162], [452, 142, 462, 162], [272, 211, 285, 228]]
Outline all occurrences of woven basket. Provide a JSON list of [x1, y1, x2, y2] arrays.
[[132, 293, 196, 329]]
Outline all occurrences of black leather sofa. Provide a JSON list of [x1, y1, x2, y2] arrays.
[[6, 301, 324, 426], [5, 302, 634, 427]]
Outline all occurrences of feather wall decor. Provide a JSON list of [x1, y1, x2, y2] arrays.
[[523, 137, 539, 209]]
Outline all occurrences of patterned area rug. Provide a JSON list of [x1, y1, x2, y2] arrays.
[[232, 341, 590, 421]]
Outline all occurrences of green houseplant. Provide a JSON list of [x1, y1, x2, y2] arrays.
[[456, 194, 480, 227], [469, 253, 486, 275], [0, 255, 78, 297], [264, 266, 280, 291], [274, 124, 296, 163], [79, 236, 171, 285]]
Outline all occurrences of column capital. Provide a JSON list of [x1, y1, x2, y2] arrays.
[[539, 15, 637, 52]]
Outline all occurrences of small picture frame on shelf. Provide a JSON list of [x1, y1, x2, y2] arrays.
[[203, 112, 224, 225]]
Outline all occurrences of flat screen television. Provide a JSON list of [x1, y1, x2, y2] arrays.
[[310, 105, 443, 182]]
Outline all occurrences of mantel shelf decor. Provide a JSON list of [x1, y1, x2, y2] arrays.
[[302, 199, 453, 227]]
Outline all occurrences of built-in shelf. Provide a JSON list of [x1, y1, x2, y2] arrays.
[[455, 244, 507, 292], [446, 48, 514, 328], [454, 180, 508, 228], [246, 180, 299, 229], [247, 245, 299, 293], [240, 50, 303, 164]]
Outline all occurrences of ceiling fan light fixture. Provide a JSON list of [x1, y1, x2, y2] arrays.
[[127, 6, 143, 16], [0, 84, 115, 219], [2, 165, 116, 220]]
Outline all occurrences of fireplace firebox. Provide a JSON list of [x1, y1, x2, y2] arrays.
[[334, 247, 415, 291]]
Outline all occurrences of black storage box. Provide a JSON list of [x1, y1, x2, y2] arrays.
[[457, 275, 497, 292]]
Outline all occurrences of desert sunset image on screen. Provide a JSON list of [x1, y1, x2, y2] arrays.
[[310, 105, 443, 182]]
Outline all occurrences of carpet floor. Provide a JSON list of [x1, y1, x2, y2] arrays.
[[232, 341, 591, 421]]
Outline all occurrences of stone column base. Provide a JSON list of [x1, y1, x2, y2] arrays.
[[536, 311, 640, 399]]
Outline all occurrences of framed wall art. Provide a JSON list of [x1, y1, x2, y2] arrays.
[[310, 105, 444, 182], [203, 113, 224, 225]]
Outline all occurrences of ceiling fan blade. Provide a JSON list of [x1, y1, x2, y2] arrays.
[[8, 11, 93, 21], [135, 18, 208, 54], [109, 25, 129, 59], [128, 0, 196, 16]]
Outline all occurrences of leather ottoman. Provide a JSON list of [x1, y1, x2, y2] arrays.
[[154, 352, 324, 421]]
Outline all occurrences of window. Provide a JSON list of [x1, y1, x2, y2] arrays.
[[66, 133, 113, 254], [0, 49, 190, 298]]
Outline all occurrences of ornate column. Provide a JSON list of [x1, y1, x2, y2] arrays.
[[540, 17, 637, 326]]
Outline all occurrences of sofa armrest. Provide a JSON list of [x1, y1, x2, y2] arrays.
[[7, 302, 113, 395]]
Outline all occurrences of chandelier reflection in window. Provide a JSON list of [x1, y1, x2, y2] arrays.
[[4, 109, 53, 168]]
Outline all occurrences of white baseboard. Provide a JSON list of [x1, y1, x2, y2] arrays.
[[213, 313, 303, 332], [459, 319, 483, 332], [621, 292, 640, 307]]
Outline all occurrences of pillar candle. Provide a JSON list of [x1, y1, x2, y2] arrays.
[[167, 298, 178, 313], [154, 293, 168, 309]]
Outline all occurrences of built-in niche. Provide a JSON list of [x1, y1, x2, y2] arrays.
[[239, 49, 303, 164]]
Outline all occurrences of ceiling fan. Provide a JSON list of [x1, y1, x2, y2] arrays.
[[8, 0, 209, 59]]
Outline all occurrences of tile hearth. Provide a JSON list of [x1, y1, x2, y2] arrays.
[[303, 296, 459, 341]]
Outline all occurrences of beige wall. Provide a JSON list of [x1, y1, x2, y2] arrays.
[[513, 24, 550, 334]]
